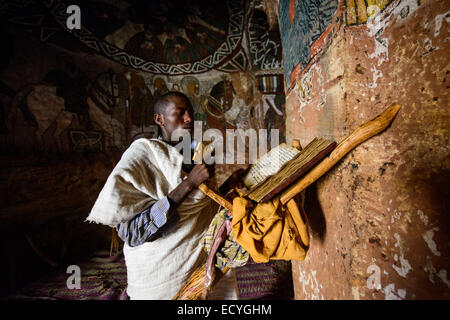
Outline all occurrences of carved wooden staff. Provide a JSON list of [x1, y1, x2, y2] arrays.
[[280, 103, 401, 205], [197, 184, 233, 211]]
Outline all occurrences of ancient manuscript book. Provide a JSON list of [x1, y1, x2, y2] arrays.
[[242, 138, 336, 203]]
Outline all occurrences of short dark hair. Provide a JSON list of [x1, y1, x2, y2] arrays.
[[154, 91, 191, 115]]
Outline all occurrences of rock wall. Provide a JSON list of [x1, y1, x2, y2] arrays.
[[280, 0, 449, 299]]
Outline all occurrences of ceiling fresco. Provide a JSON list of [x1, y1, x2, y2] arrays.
[[0, 0, 249, 75], [0, 0, 285, 154]]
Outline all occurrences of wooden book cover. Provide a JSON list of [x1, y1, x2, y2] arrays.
[[242, 138, 336, 203]]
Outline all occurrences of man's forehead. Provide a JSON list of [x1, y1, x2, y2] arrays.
[[166, 96, 192, 110]]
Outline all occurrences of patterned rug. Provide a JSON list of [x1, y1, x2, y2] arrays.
[[5, 250, 128, 300], [6, 252, 293, 300], [235, 258, 294, 300]]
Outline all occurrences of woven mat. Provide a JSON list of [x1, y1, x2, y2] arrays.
[[6, 250, 128, 300], [7, 253, 293, 300], [235, 258, 294, 300]]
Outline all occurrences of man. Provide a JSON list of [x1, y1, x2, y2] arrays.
[[87, 92, 239, 299]]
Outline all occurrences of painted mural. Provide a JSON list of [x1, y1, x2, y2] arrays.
[[5, 60, 127, 153], [344, 0, 428, 25], [279, 0, 339, 89], [278, 0, 431, 147], [0, 0, 248, 74], [0, 1, 286, 156], [248, 8, 283, 71], [346, 0, 394, 25], [247, 6, 286, 144], [44, 0, 247, 75], [279, 0, 430, 93]]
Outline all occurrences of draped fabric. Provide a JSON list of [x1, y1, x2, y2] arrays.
[[86, 138, 220, 299], [231, 195, 309, 263]]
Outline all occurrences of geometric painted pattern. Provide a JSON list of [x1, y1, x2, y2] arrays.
[[42, 0, 248, 75], [256, 74, 284, 94]]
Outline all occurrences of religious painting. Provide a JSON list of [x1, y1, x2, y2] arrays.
[[203, 80, 237, 133], [4, 60, 127, 153], [34, 0, 247, 75], [180, 76, 207, 123], [248, 9, 283, 71]]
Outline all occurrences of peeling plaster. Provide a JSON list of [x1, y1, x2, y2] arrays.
[[366, 5, 389, 66], [433, 11, 450, 37], [293, 67, 314, 110], [425, 255, 437, 284], [366, 0, 428, 84], [392, 0, 423, 24], [392, 233, 412, 278], [423, 227, 441, 256], [390, 209, 402, 223], [383, 283, 407, 300], [368, 65, 383, 88], [437, 270, 450, 289], [424, 256, 450, 289], [298, 270, 324, 300], [416, 209, 429, 226]]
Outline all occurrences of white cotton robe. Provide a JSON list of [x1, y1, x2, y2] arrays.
[[86, 138, 229, 299]]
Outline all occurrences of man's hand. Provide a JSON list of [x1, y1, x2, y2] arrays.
[[186, 163, 215, 189], [168, 163, 215, 206]]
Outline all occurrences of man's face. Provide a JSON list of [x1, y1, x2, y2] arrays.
[[157, 96, 194, 141]]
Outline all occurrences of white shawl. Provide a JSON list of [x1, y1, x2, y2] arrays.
[[86, 138, 218, 299]]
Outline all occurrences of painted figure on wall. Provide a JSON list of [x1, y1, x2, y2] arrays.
[[7, 60, 125, 153], [264, 94, 286, 144], [89, 69, 122, 116], [124, 24, 163, 62], [129, 74, 154, 129], [41, 62, 92, 127], [345, 0, 397, 25], [110, 0, 229, 65], [181, 76, 206, 123], [0, 26, 36, 137], [203, 80, 237, 133], [248, 9, 283, 70], [153, 77, 169, 101], [163, 23, 201, 64], [185, 21, 226, 57]]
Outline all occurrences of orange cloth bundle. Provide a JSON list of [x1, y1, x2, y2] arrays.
[[231, 195, 309, 263]]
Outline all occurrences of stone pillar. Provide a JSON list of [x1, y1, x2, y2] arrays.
[[281, 0, 449, 299]]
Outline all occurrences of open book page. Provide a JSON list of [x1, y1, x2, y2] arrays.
[[246, 138, 336, 202], [242, 143, 300, 189]]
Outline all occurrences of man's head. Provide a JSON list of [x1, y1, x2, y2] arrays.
[[153, 91, 194, 142]]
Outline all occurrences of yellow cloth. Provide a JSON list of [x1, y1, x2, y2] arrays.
[[231, 195, 309, 263]]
